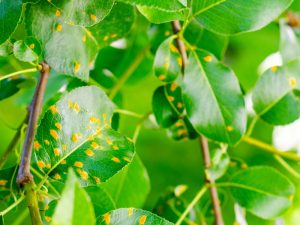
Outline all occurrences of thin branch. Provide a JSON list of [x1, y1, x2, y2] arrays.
[[16, 62, 50, 225], [0, 195, 25, 216], [0, 114, 29, 169], [175, 186, 207, 225], [172, 20, 224, 225], [0, 68, 38, 81], [274, 155, 300, 179], [243, 136, 300, 162], [17, 62, 50, 185]]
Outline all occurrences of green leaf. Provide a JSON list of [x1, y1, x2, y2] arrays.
[[206, 148, 230, 180], [0, 78, 26, 101], [152, 86, 179, 128], [0, 41, 13, 57], [33, 86, 135, 186], [154, 36, 182, 83], [97, 208, 174, 225], [50, 0, 114, 27], [252, 66, 300, 125], [13, 37, 41, 62], [0, 166, 19, 202], [137, 6, 188, 24], [182, 49, 246, 145], [26, 1, 98, 81], [228, 166, 295, 219], [51, 169, 96, 225], [167, 117, 199, 140], [88, 3, 135, 48], [0, 0, 22, 45], [192, 0, 293, 35], [85, 186, 116, 216], [117, 0, 185, 12], [101, 155, 150, 208]]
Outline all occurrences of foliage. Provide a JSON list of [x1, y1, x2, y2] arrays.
[[1, 0, 300, 225]]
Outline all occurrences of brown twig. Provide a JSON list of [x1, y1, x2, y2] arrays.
[[171, 21, 224, 225], [16, 62, 50, 225], [17, 62, 50, 185]]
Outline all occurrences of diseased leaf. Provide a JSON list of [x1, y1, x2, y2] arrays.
[[192, 0, 293, 35], [207, 148, 230, 180], [101, 155, 150, 208], [167, 117, 198, 140], [154, 36, 182, 83], [117, 0, 185, 12], [33, 86, 135, 186], [229, 166, 295, 219], [0, 41, 13, 57], [13, 37, 41, 62], [50, 0, 114, 27], [0, 0, 22, 45], [97, 208, 174, 225], [252, 66, 300, 125], [26, 1, 98, 80], [182, 49, 246, 145], [88, 3, 135, 48], [0, 166, 19, 203], [51, 169, 96, 225]]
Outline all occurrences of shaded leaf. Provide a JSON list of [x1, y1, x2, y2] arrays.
[[0, 41, 13, 57], [51, 169, 96, 225], [192, 0, 293, 35], [167, 117, 198, 140], [182, 49, 246, 145], [0, 78, 26, 101], [207, 148, 230, 180], [101, 155, 150, 208], [33, 86, 135, 186], [0, 0, 22, 45], [97, 208, 174, 225], [229, 166, 295, 219]]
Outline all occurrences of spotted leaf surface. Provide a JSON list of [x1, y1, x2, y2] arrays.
[[165, 82, 184, 114], [117, 0, 185, 12], [0, 167, 20, 202], [50, 0, 114, 27], [88, 3, 135, 48], [192, 0, 293, 35], [97, 208, 174, 225], [182, 49, 246, 145], [33, 86, 135, 186], [154, 36, 182, 82], [25, 1, 98, 81], [252, 66, 300, 125], [51, 169, 96, 225], [0, 40, 13, 56], [13, 37, 41, 62], [0, 0, 22, 45], [229, 166, 295, 219], [167, 117, 198, 140]]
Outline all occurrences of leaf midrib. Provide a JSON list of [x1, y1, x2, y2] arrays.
[[193, 0, 227, 18], [191, 50, 231, 143]]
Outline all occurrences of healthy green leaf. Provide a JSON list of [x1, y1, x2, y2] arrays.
[[182, 49, 246, 145], [33, 86, 135, 186], [13, 37, 41, 62], [117, 0, 185, 12], [192, 0, 293, 35], [252, 66, 300, 125], [85, 186, 116, 216], [26, 1, 98, 81], [0, 78, 26, 101], [88, 3, 135, 48], [228, 166, 295, 219], [97, 208, 174, 225], [51, 169, 96, 225], [50, 0, 114, 27], [154, 36, 182, 83], [137, 6, 188, 24], [0, 0, 22, 45], [101, 155, 150, 208]]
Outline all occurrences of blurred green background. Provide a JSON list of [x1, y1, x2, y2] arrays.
[[2, 1, 300, 224]]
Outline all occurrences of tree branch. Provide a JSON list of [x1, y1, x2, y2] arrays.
[[16, 61, 50, 225], [17, 62, 50, 185], [171, 21, 224, 225]]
